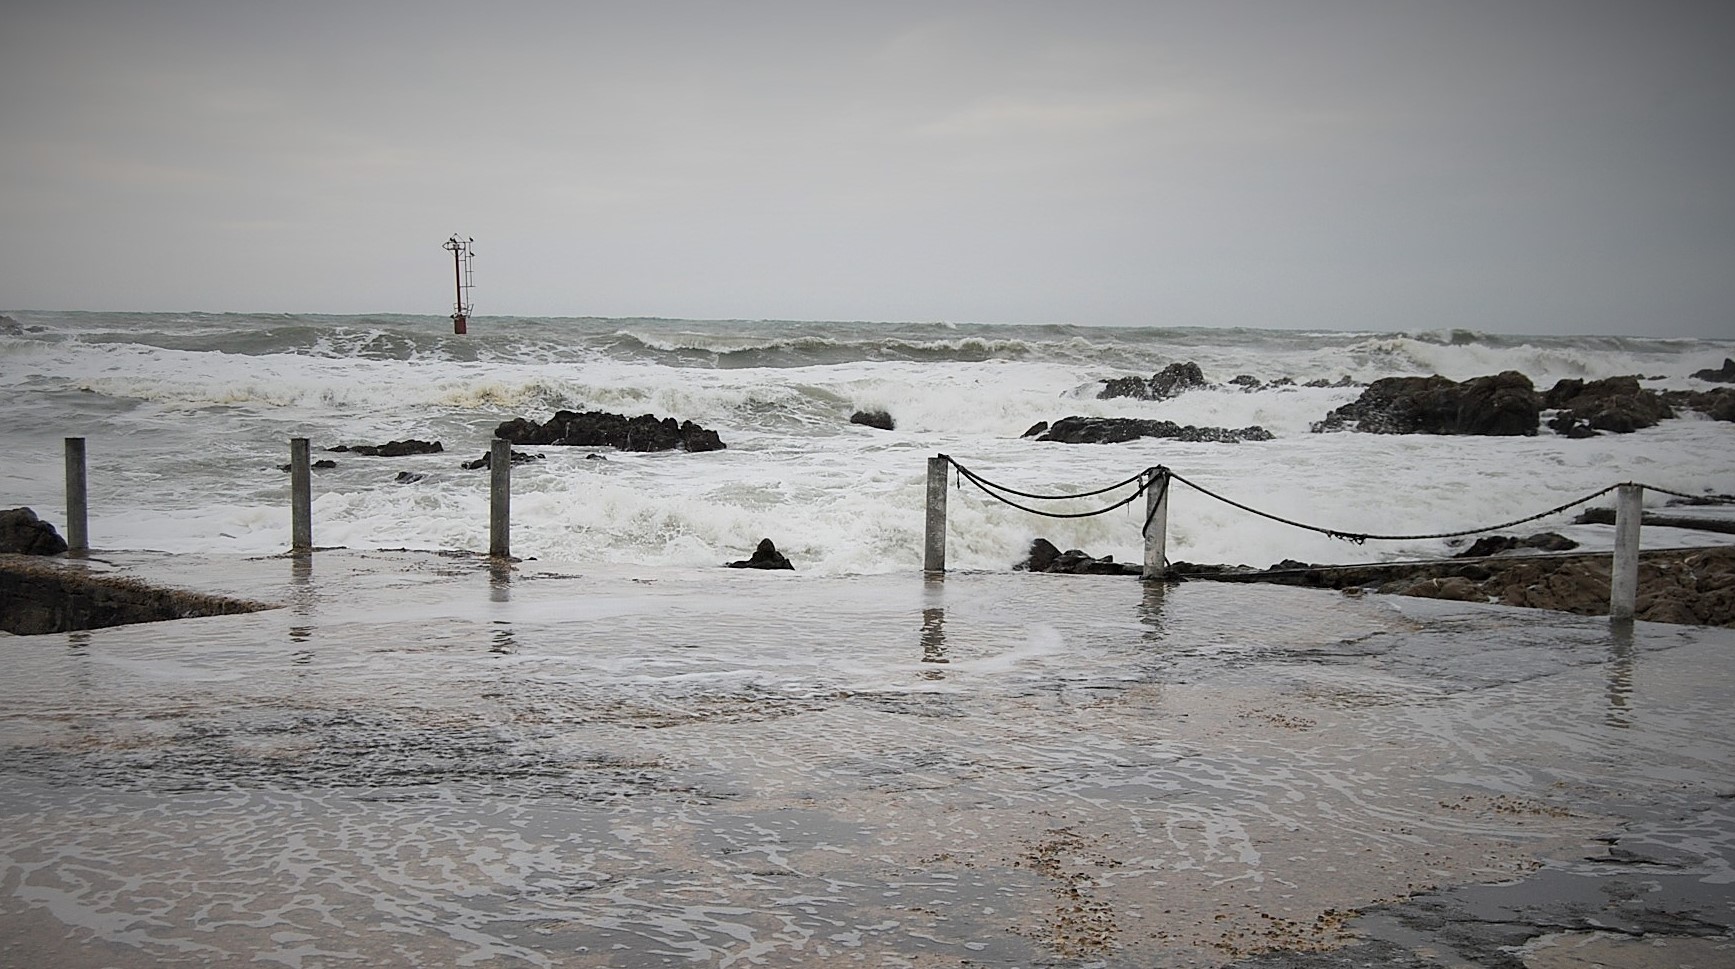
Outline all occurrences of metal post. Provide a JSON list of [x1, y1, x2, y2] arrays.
[[64, 437, 88, 553], [290, 438, 312, 552], [489, 438, 510, 559], [1142, 468, 1169, 581], [1609, 483, 1642, 621], [923, 456, 948, 573]]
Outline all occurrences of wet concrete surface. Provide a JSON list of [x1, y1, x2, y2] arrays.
[[1, 550, 1732, 967]]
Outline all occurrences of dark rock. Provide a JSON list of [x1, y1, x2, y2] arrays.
[[277, 459, 338, 471], [1691, 358, 1735, 382], [1, 560, 270, 635], [1663, 387, 1735, 423], [1312, 372, 1539, 436], [726, 538, 794, 570], [1098, 361, 1208, 400], [1014, 538, 1140, 576], [394, 471, 426, 484], [1304, 375, 1359, 388], [1021, 421, 1050, 439], [0, 507, 69, 555], [850, 409, 895, 431], [495, 410, 726, 452], [0, 315, 21, 336], [461, 450, 545, 470], [329, 439, 444, 457], [1544, 376, 1673, 434], [1229, 374, 1263, 391], [1454, 532, 1580, 559], [1036, 416, 1274, 444]]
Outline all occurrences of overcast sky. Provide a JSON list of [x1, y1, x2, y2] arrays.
[[3, 1, 1732, 336]]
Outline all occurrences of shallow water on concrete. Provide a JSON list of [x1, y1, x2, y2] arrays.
[[2, 552, 1732, 967]]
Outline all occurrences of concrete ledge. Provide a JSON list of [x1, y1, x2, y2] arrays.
[[0, 555, 278, 635]]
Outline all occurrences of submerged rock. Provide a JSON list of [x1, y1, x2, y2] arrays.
[[276, 459, 338, 471], [329, 439, 444, 457], [0, 507, 68, 556], [726, 538, 794, 570], [1036, 417, 1273, 444], [1452, 532, 1579, 558], [496, 410, 725, 452], [460, 450, 545, 470]]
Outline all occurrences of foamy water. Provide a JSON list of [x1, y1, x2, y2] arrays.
[[2, 312, 1731, 572]]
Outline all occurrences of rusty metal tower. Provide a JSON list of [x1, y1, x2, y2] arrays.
[[443, 234, 474, 334]]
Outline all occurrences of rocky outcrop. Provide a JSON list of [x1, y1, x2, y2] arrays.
[[0, 507, 68, 555], [1664, 387, 1735, 423], [1543, 377, 1673, 436], [329, 440, 444, 457], [1312, 372, 1540, 436], [495, 410, 725, 452], [726, 538, 793, 570], [1099, 362, 1208, 400], [1691, 358, 1735, 382], [1015, 538, 1140, 576], [277, 459, 337, 471], [0, 315, 22, 336], [850, 409, 895, 430], [1036, 417, 1274, 445]]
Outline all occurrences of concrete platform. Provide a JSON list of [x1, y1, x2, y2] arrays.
[[2, 550, 1732, 967]]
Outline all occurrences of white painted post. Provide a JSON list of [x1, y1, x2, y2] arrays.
[[1142, 468, 1169, 581], [290, 438, 312, 552], [1609, 483, 1642, 621], [64, 437, 88, 553], [923, 456, 948, 573], [489, 438, 511, 559]]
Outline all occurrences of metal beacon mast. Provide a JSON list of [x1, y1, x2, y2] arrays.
[[443, 234, 474, 334]]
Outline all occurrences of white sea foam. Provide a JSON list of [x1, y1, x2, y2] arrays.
[[2, 313, 1730, 573]]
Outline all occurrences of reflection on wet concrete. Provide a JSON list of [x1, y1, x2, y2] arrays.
[[1, 553, 1731, 968], [1137, 580, 1167, 643], [1606, 621, 1635, 729]]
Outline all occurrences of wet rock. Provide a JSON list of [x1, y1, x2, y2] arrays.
[[460, 450, 545, 470], [495, 410, 726, 452], [1037, 416, 1274, 444], [1015, 538, 1140, 576], [726, 538, 794, 570], [1399, 576, 1490, 602], [1664, 386, 1735, 422], [0, 559, 269, 634], [0, 315, 21, 336], [394, 471, 425, 484], [277, 459, 337, 471], [1452, 532, 1578, 557], [1312, 371, 1539, 436], [1098, 361, 1208, 400], [1021, 421, 1050, 439], [0, 507, 68, 555], [850, 409, 895, 430], [1543, 376, 1673, 434], [329, 439, 444, 457], [1691, 357, 1735, 382], [1303, 375, 1359, 388]]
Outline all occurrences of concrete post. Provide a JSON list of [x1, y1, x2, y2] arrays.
[[64, 437, 88, 553], [290, 438, 312, 552], [1609, 483, 1642, 621], [923, 456, 948, 573], [1142, 468, 1169, 581], [489, 438, 511, 559]]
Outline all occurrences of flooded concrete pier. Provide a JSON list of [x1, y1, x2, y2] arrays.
[[2, 551, 1731, 967]]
